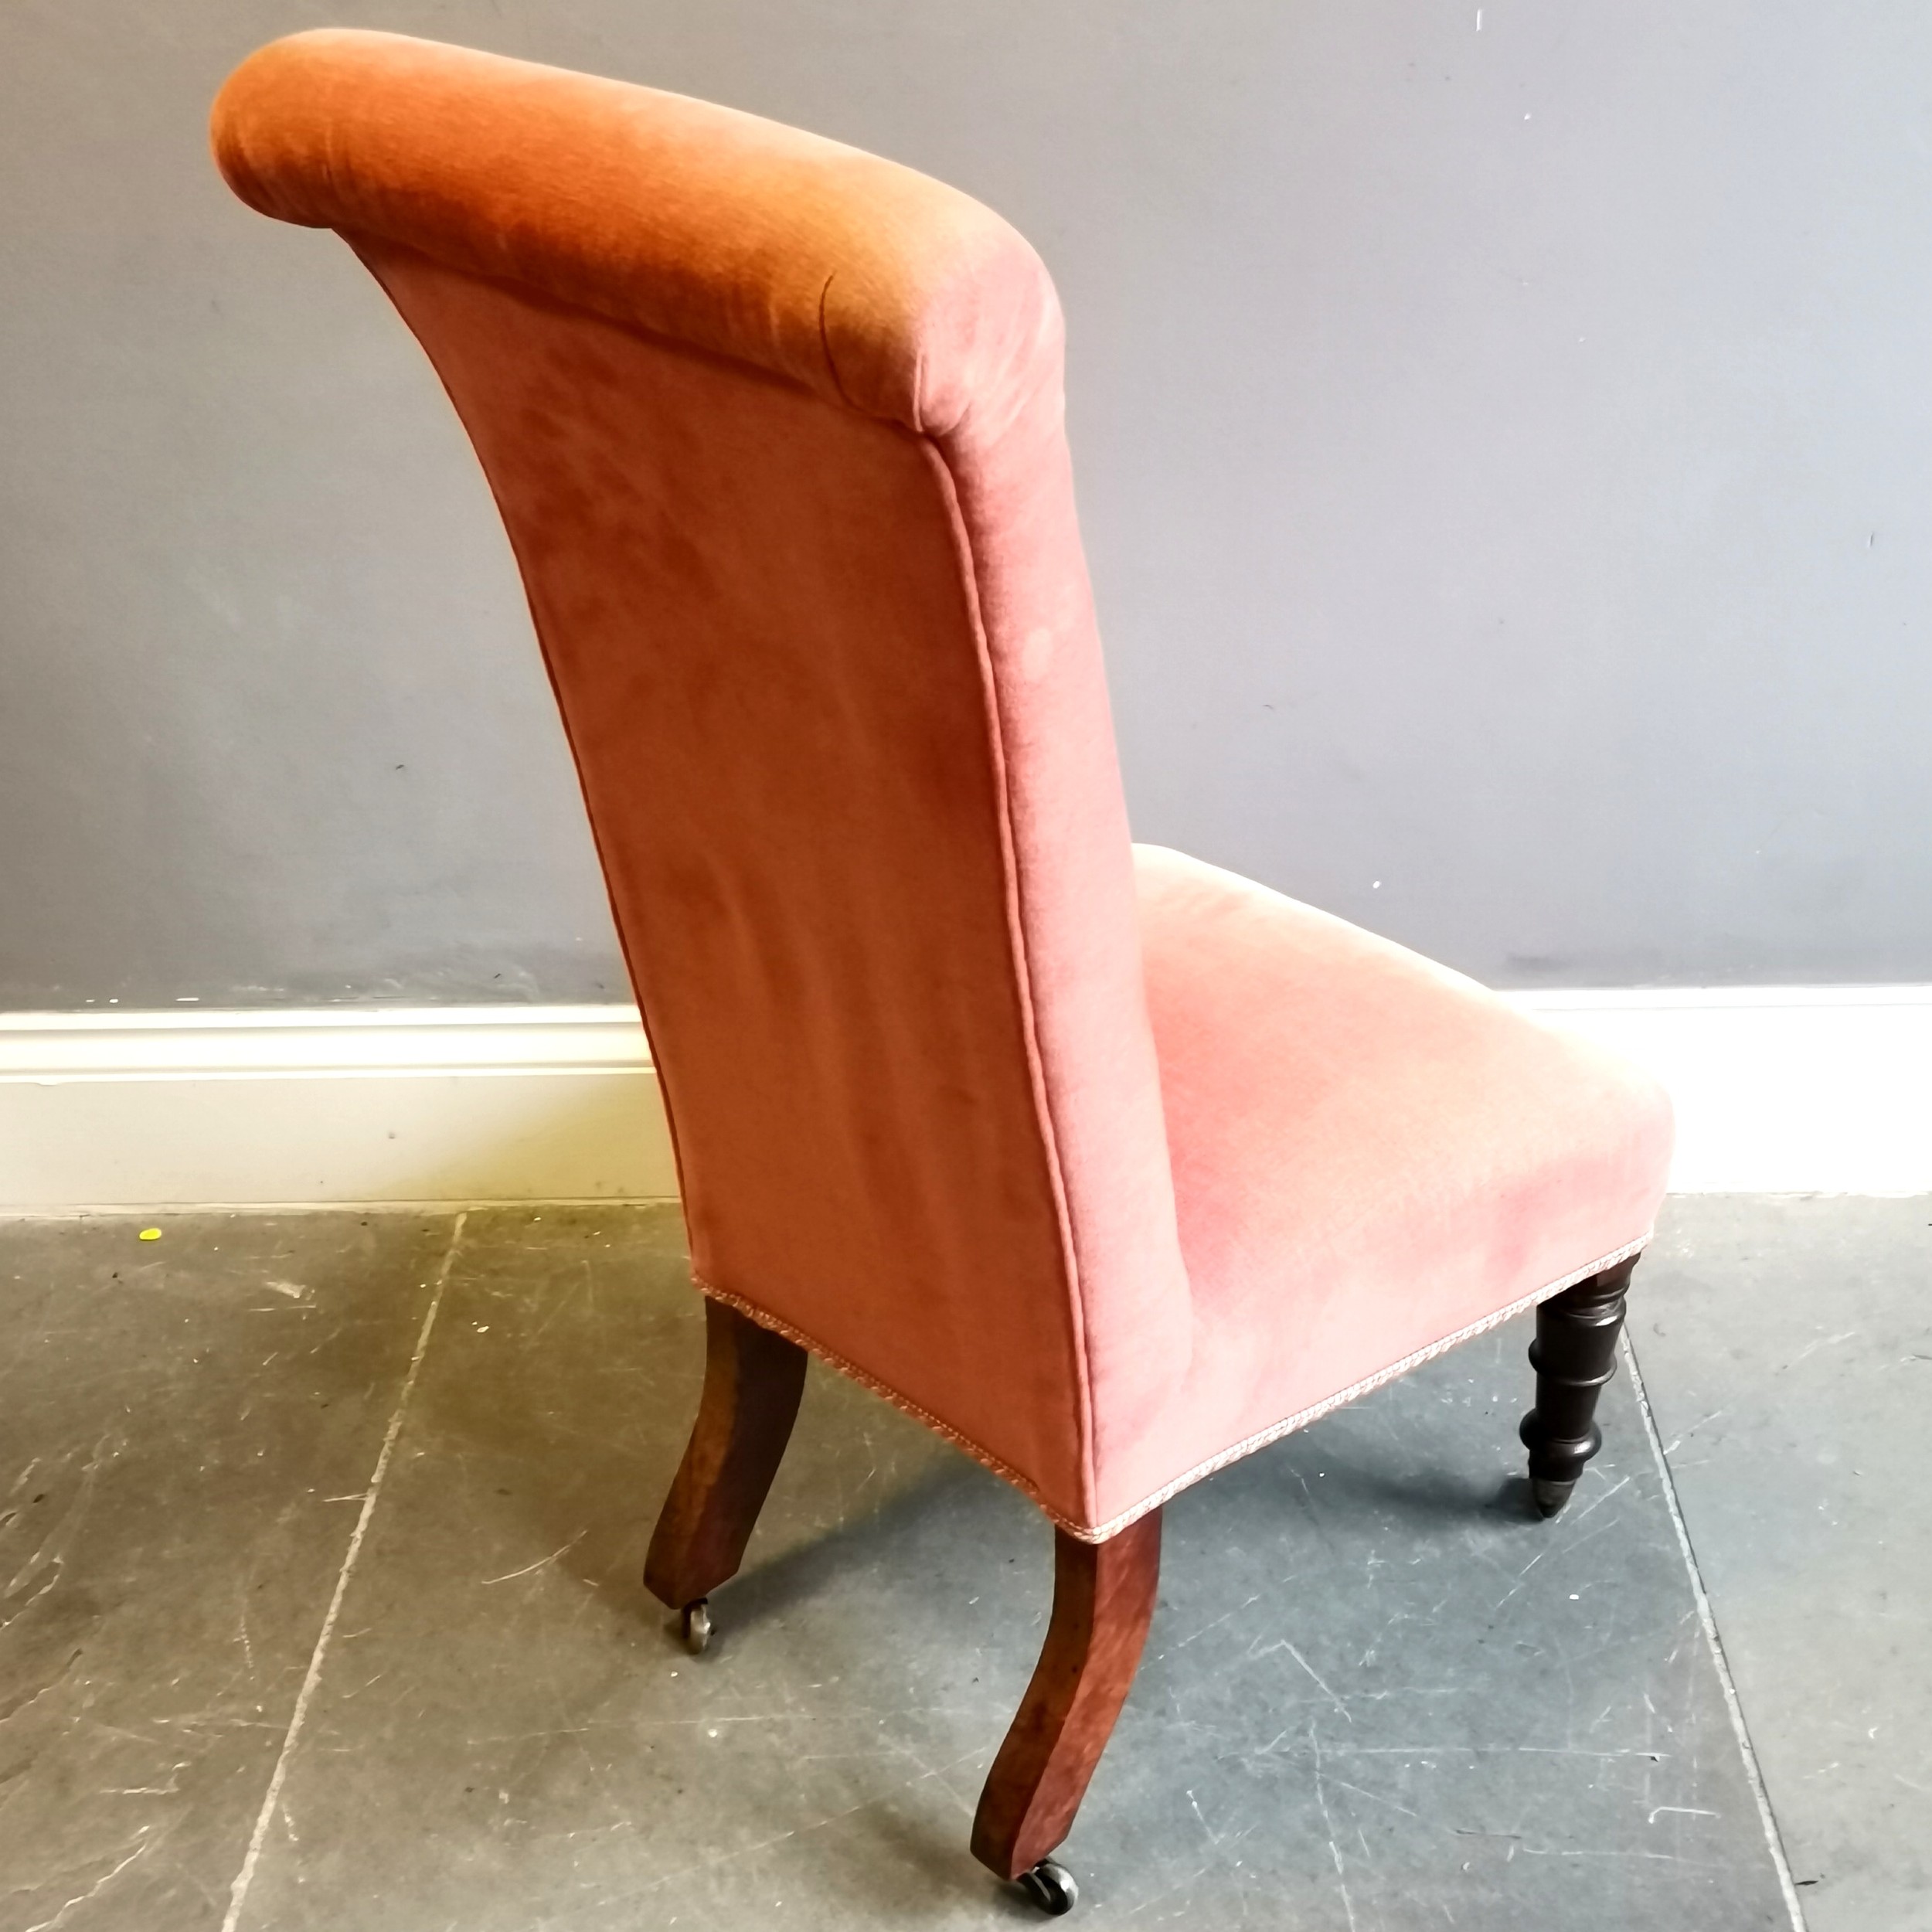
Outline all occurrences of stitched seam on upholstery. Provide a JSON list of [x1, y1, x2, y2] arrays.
[[1075, 1233, 1653, 1543], [694, 1276, 1078, 1524], [702, 1234, 1648, 1545], [814, 270, 855, 409], [919, 436, 1102, 1527]]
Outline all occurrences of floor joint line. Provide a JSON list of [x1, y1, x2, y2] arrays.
[[1622, 1329, 1808, 1931], [217, 1209, 468, 1932]]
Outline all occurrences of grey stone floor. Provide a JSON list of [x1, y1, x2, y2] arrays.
[[0, 1199, 1922, 1930]]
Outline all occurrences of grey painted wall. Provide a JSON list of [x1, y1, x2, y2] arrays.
[[4, 1, 1929, 1008]]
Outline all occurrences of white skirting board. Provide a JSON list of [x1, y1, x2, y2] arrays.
[[1506, 985, 1932, 1195], [0, 1007, 678, 1211], [1, 988, 1927, 1210]]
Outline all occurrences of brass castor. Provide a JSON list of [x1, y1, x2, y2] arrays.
[[679, 1598, 712, 1655], [1017, 1859, 1078, 1915]]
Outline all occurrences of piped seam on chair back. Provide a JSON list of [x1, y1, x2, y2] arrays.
[[919, 436, 1104, 1529]]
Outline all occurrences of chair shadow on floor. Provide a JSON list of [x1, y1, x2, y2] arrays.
[[375, 1223, 1640, 1920]]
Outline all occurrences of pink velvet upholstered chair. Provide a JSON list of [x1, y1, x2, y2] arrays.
[[213, 32, 1674, 1915]]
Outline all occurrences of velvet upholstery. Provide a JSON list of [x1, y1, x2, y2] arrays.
[[211, 32, 1672, 1542]]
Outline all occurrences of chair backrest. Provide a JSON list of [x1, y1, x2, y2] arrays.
[[212, 31, 1191, 1531]]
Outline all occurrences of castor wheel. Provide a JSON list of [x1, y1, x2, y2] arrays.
[[1016, 1859, 1078, 1915], [1532, 1478, 1577, 1519], [679, 1598, 712, 1655]]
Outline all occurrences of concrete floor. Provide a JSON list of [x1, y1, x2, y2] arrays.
[[0, 1199, 1923, 1930]]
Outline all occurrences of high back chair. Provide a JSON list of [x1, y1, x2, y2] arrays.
[[213, 33, 1673, 1914]]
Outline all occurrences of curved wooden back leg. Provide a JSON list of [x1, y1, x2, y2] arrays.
[[1519, 1256, 1638, 1516], [644, 1298, 807, 1618], [971, 1509, 1163, 1884]]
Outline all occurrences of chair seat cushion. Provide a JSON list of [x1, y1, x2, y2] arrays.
[[1090, 845, 1674, 1530]]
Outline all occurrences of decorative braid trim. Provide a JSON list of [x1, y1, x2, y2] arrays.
[[696, 1230, 1651, 1547], [693, 1276, 1079, 1525]]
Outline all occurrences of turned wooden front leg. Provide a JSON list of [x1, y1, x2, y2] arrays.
[[644, 1298, 807, 1613], [971, 1510, 1163, 1882], [1519, 1256, 1638, 1518]]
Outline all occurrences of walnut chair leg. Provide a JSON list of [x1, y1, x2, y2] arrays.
[[971, 1509, 1162, 1910], [1519, 1255, 1638, 1518], [643, 1298, 807, 1650]]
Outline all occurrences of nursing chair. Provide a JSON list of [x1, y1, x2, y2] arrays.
[[212, 32, 1674, 1915]]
